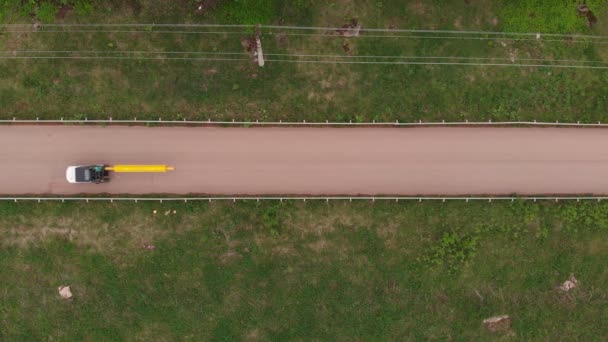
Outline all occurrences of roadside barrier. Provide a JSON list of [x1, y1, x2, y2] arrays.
[[0, 196, 606, 202], [1, 118, 608, 127]]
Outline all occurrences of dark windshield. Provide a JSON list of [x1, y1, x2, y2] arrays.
[[75, 167, 91, 182]]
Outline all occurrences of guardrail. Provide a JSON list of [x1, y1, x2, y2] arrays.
[[1, 118, 608, 127], [0, 196, 607, 203]]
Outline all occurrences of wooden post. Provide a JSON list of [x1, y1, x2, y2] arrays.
[[255, 24, 264, 67]]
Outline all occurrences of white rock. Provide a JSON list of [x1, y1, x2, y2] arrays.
[[560, 274, 578, 291], [58, 286, 73, 299]]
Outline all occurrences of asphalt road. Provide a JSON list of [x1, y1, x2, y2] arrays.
[[2, 126, 608, 196]]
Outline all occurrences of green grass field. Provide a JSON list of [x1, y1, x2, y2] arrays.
[[2, 2, 608, 340], [1, 0, 608, 122], [1, 200, 607, 340]]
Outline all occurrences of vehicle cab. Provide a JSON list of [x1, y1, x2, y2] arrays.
[[65, 165, 109, 184]]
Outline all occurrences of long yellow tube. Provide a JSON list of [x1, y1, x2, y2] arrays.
[[105, 165, 175, 173]]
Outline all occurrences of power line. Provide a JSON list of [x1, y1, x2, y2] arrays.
[[2, 50, 603, 65], [1, 23, 606, 39], [0, 56, 250, 61], [2, 53, 606, 69], [0, 23, 253, 28], [4, 50, 606, 65], [263, 25, 608, 40], [4, 28, 605, 45], [1, 50, 245, 55], [264, 59, 608, 70], [265, 53, 608, 65], [1, 30, 249, 35], [274, 32, 608, 44]]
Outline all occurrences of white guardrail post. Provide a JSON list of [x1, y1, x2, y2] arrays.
[[4, 119, 608, 127], [1, 197, 607, 201]]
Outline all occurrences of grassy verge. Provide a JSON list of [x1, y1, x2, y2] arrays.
[[1, 1, 608, 122], [1, 200, 607, 340]]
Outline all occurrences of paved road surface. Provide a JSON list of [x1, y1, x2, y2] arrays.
[[2, 126, 608, 196]]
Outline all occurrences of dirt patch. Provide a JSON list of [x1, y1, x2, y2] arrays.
[[454, 16, 463, 30], [274, 32, 289, 46], [219, 251, 242, 264], [577, 3, 598, 27], [307, 239, 329, 252], [585, 238, 608, 255], [337, 19, 361, 37], [324, 92, 336, 100], [483, 315, 512, 333], [288, 205, 372, 236], [244, 328, 262, 341], [125, 0, 143, 15], [194, 0, 219, 13], [342, 40, 351, 53], [376, 223, 399, 249], [241, 37, 257, 56], [272, 245, 295, 256], [319, 79, 331, 89], [56, 5, 73, 20], [204, 68, 218, 76], [408, 0, 427, 15]]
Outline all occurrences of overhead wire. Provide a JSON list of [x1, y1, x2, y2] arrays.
[[2, 52, 607, 69], [264, 59, 608, 69], [0, 56, 250, 61], [2, 24, 606, 45], [1, 23, 607, 40], [1, 24, 607, 69], [1, 29, 249, 34], [4, 50, 608, 66]]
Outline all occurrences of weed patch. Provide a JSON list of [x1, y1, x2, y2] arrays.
[[499, 0, 608, 33], [0, 200, 607, 339], [422, 230, 480, 272], [1, 1, 608, 122]]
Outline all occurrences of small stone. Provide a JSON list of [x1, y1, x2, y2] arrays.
[[58, 286, 73, 299], [560, 273, 578, 292]]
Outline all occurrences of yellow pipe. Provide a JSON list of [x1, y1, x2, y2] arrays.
[[105, 165, 175, 173]]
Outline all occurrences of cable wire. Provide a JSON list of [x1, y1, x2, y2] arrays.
[[2, 53, 607, 69], [0, 56, 250, 61], [264, 59, 608, 69], [4, 50, 606, 65], [265, 53, 608, 65], [273, 32, 608, 44], [1, 29, 249, 35], [1, 23, 606, 39]]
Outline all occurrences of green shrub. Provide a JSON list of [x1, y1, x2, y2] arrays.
[[422, 231, 480, 273], [36, 2, 58, 23], [261, 203, 282, 236], [74, 0, 94, 16], [499, 0, 608, 33], [0, 0, 11, 21], [18, 0, 36, 18], [560, 203, 608, 232], [217, 0, 276, 25]]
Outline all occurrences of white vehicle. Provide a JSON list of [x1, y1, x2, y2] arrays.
[[65, 165, 109, 184]]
